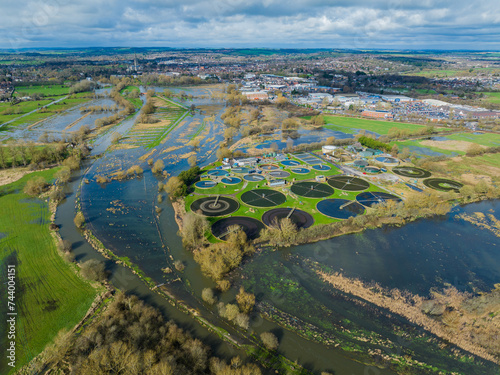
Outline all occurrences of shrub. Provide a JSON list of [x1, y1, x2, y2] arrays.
[[62, 156, 81, 171], [235, 313, 250, 330], [178, 166, 201, 185], [61, 240, 72, 252], [95, 175, 109, 184], [55, 166, 71, 184], [111, 132, 121, 144], [236, 287, 255, 314], [80, 259, 107, 282], [126, 165, 143, 176], [260, 332, 279, 350], [165, 176, 186, 198], [180, 212, 209, 248], [219, 303, 239, 321], [358, 135, 392, 152], [63, 251, 75, 263], [174, 260, 185, 271], [152, 159, 165, 174], [202, 288, 217, 305], [193, 226, 254, 280], [74, 212, 85, 228], [24, 176, 49, 196], [49, 187, 66, 204], [466, 143, 484, 157], [216, 279, 231, 292], [188, 155, 197, 167]]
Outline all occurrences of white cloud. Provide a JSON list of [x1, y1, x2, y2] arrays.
[[0, 0, 499, 49]]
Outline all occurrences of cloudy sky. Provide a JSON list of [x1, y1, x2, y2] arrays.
[[1, 0, 499, 50]]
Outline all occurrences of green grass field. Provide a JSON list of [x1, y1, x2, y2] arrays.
[[392, 132, 500, 157], [120, 85, 140, 94], [321, 115, 426, 135], [414, 88, 437, 94], [0, 60, 45, 65], [391, 139, 464, 156], [15, 85, 70, 97], [403, 69, 468, 77], [0, 169, 98, 373], [443, 153, 500, 178], [444, 132, 500, 148], [480, 92, 500, 105]]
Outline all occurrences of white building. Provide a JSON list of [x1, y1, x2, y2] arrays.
[[308, 93, 334, 102], [322, 145, 339, 154], [381, 95, 413, 103]]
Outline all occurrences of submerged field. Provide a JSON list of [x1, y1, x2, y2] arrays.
[[0, 169, 97, 373], [0, 93, 93, 130], [120, 96, 189, 149]]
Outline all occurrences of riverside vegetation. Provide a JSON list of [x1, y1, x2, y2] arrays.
[[38, 293, 263, 375]]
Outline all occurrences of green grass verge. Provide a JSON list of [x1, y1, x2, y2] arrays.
[[128, 97, 143, 108], [0, 169, 97, 374]]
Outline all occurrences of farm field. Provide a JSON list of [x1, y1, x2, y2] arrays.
[[0, 169, 98, 373], [120, 85, 140, 94], [120, 86, 142, 108], [120, 96, 189, 149], [322, 115, 427, 135], [393, 132, 500, 157], [441, 153, 500, 180], [15, 84, 70, 97], [403, 69, 469, 77], [0, 96, 92, 129], [0, 60, 45, 65], [479, 91, 500, 105], [392, 139, 464, 156], [444, 132, 500, 147]]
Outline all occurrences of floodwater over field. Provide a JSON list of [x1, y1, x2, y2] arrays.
[[235, 128, 354, 153], [65, 87, 500, 374], [2, 96, 121, 142]]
